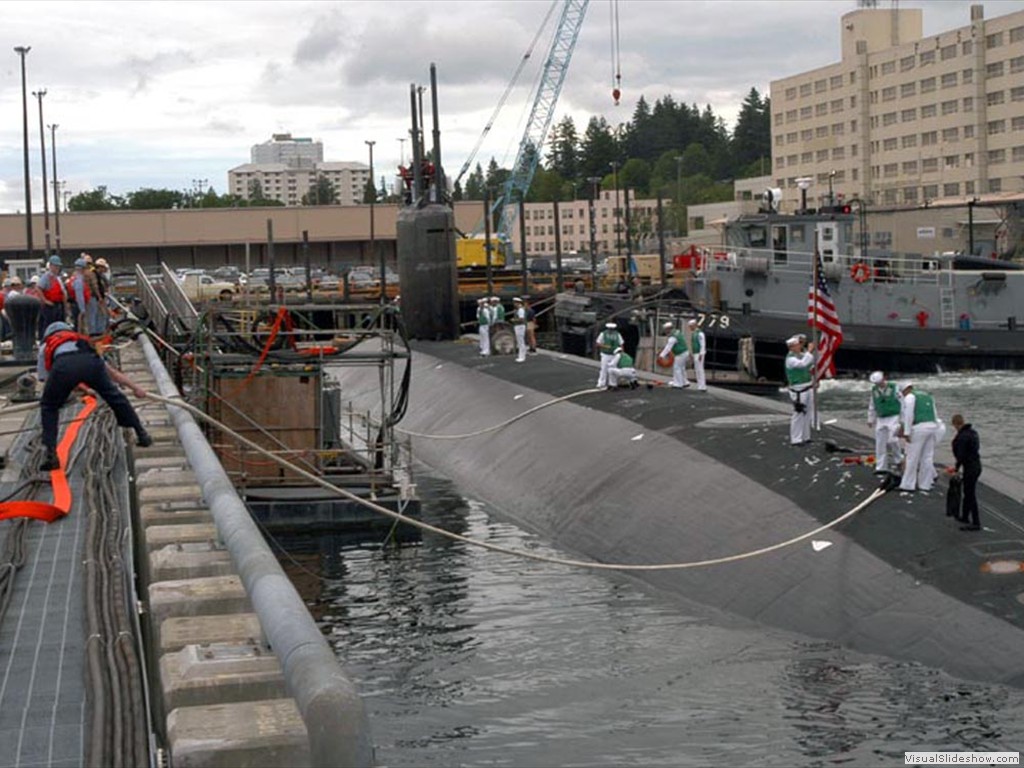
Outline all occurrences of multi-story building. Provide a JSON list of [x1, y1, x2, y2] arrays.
[[509, 190, 663, 257], [228, 134, 370, 207], [771, 3, 1024, 210]]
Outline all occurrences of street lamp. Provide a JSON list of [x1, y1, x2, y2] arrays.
[[49, 124, 61, 257], [610, 161, 621, 257], [365, 140, 382, 303], [33, 88, 51, 255], [14, 46, 33, 257]]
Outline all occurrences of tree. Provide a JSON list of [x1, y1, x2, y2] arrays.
[[732, 88, 771, 175], [579, 117, 617, 180], [68, 186, 121, 211], [619, 158, 652, 198], [362, 176, 377, 204], [452, 180, 464, 202], [679, 142, 712, 177], [484, 157, 511, 196], [546, 116, 580, 181], [303, 175, 338, 206], [464, 163, 485, 200]]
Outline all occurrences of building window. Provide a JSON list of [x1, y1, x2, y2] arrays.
[[920, 77, 936, 93], [900, 55, 915, 72], [883, 137, 898, 151], [852, 168, 858, 181], [1011, 26, 1024, 43], [1013, 116, 1024, 131], [814, 78, 827, 93], [921, 104, 937, 118], [816, 125, 829, 138], [986, 32, 1003, 49], [786, 109, 797, 122], [901, 82, 917, 98], [922, 158, 938, 173], [851, 144, 858, 157], [962, 40, 973, 55], [775, 156, 785, 168], [941, 100, 958, 115], [923, 184, 938, 199], [785, 87, 797, 100], [1013, 146, 1024, 162], [964, 125, 975, 139], [850, 95, 857, 108], [882, 111, 897, 126], [987, 91, 1005, 106], [831, 147, 845, 160], [901, 108, 917, 122], [815, 102, 828, 116], [830, 99, 843, 113], [883, 189, 898, 205], [922, 131, 938, 146], [816, 149, 829, 162], [850, 119, 857, 132], [850, 72, 857, 84], [774, 133, 784, 145], [920, 50, 935, 66], [801, 151, 813, 163], [801, 129, 814, 141], [988, 120, 1006, 135], [902, 160, 918, 174], [989, 178, 1002, 192], [988, 148, 1006, 164], [881, 61, 896, 75], [830, 75, 843, 88], [800, 83, 812, 97], [870, 90, 878, 104], [944, 155, 959, 170], [942, 127, 959, 142], [800, 106, 812, 119], [788, 154, 798, 165], [963, 68, 973, 84], [883, 163, 898, 178], [831, 122, 845, 135], [882, 86, 896, 102], [986, 61, 1004, 78], [787, 131, 798, 142], [963, 96, 974, 112], [941, 72, 958, 88], [941, 44, 957, 61], [943, 183, 960, 196], [965, 181, 975, 195], [904, 187, 918, 203], [902, 134, 918, 148]]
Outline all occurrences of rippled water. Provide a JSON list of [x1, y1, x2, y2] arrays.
[[283, 467, 1024, 767], [816, 370, 1024, 479]]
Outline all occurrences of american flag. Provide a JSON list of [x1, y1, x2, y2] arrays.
[[807, 251, 843, 381]]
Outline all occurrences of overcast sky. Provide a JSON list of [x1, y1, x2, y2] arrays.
[[2, 0, 1023, 214]]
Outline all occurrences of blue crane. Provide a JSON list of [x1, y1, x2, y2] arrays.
[[496, 0, 590, 245]]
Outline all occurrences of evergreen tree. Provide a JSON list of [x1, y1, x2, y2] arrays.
[[546, 116, 580, 182], [579, 117, 617, 180], [362, 175, 377, 204], [464, 163, 485, 200], [302, 175, 338, 205], [67, 186, 121, 211], [124, 188, 186, 210], [732, 88, 772, 177]]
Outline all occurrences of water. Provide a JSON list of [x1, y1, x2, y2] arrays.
[[816, 370, 1024, 479], [283, 440, 1024, 766]]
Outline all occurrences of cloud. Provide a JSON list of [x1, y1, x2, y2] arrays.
[[294, 8, 349, 65]]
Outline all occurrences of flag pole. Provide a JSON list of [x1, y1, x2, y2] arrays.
[[811, 229, 821, 432]]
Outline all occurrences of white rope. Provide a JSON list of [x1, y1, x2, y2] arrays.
[[144, 392, 887, 572], [395, 387, 603, 440]]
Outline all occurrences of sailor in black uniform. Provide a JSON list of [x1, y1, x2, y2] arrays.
[[950, 414, 982, 530]]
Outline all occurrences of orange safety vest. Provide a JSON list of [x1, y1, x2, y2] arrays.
[[43, 330, 91, 371], [66, 275, 91, 304], [41, 273, 66, 303]]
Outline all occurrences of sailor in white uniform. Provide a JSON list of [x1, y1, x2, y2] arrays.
[[607, 346, 639, 389], [595, 322, 623, 388], [784, 335, 815, 445], [477, 298, 491, 356], [659, 321, 689, 388], [686, 319, 707, 391], [867, 370, 902, 473], [511, 297, 528, 363], [899, 381, 941, 492]]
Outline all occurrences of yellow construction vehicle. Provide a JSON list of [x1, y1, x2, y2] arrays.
[[456, 236, 507, 269]]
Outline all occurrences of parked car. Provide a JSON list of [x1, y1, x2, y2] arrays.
[[178, 273, 237, 302]]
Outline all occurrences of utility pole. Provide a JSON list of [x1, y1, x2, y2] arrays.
[[366, 140, 381, 303], [50, 124, 61, 257], [14, 46, 33, 257], [34, 88, 51, 255], [587, 176, 600, 276]]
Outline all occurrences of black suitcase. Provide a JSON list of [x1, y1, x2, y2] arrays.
[[946, 474, 963, 518]]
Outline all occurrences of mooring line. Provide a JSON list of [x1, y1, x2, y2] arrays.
[[144, 392, 888, 572]]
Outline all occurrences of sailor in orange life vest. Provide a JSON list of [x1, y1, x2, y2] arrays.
[[784, 334, 816, 445], [37, 322, 152, 472]]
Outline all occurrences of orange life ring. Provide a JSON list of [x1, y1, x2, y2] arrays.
[[656, 352, 674, 369], [850, 263, 873, 283]]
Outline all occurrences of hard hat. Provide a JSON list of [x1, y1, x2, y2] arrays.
[[869, 371, 884, 385], [74, 257, 87, 268], [48, 255, 62, 266], [10, 276, 22, 286], [43, 321, 72, 339], [29, 275, 39, 284], [605, 322, 617, 329]]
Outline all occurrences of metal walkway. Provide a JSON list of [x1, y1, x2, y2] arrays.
[[0, 401, 147, 767]]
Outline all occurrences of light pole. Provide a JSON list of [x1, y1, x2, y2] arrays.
[[14, 46, 33, 257], [587, 176, 600, 275], [675, 155, 684, 235], [49, 124, 61, 257], [366, 140, 381, 303], [610, 161, 621, 258], [397, 137, 406, 167], [33, 88, 51, 255], [192, 178, 208, 207]]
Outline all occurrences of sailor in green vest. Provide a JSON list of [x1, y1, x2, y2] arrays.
[[867, 370, 903, 473], [784, 334, 816, 445], [658, 321, 690, 388], [685, 319, 707, 391], [476, 298, 491, 356], [898, 381, 941, 492], [595, 321, 623, 388], [489, 296, 505, 323], [511, 297, 528, 363], [607, 346, 639, 389]]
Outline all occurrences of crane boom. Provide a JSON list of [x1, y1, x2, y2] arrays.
[[496, 0, 589, 245]]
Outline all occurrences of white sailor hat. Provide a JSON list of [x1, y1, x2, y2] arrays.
[[614, 346, 623, 354], [489, 296, 500, 302], [513, 296, 523, 303], [686, 318, 697, 326], [901, 381, 914, 391], [786, 335, 801, 345], [476, 297, 485, 303], [605, 322, 617, 329], [869, 371, 884, 385], [662, 321, 674, 330]]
